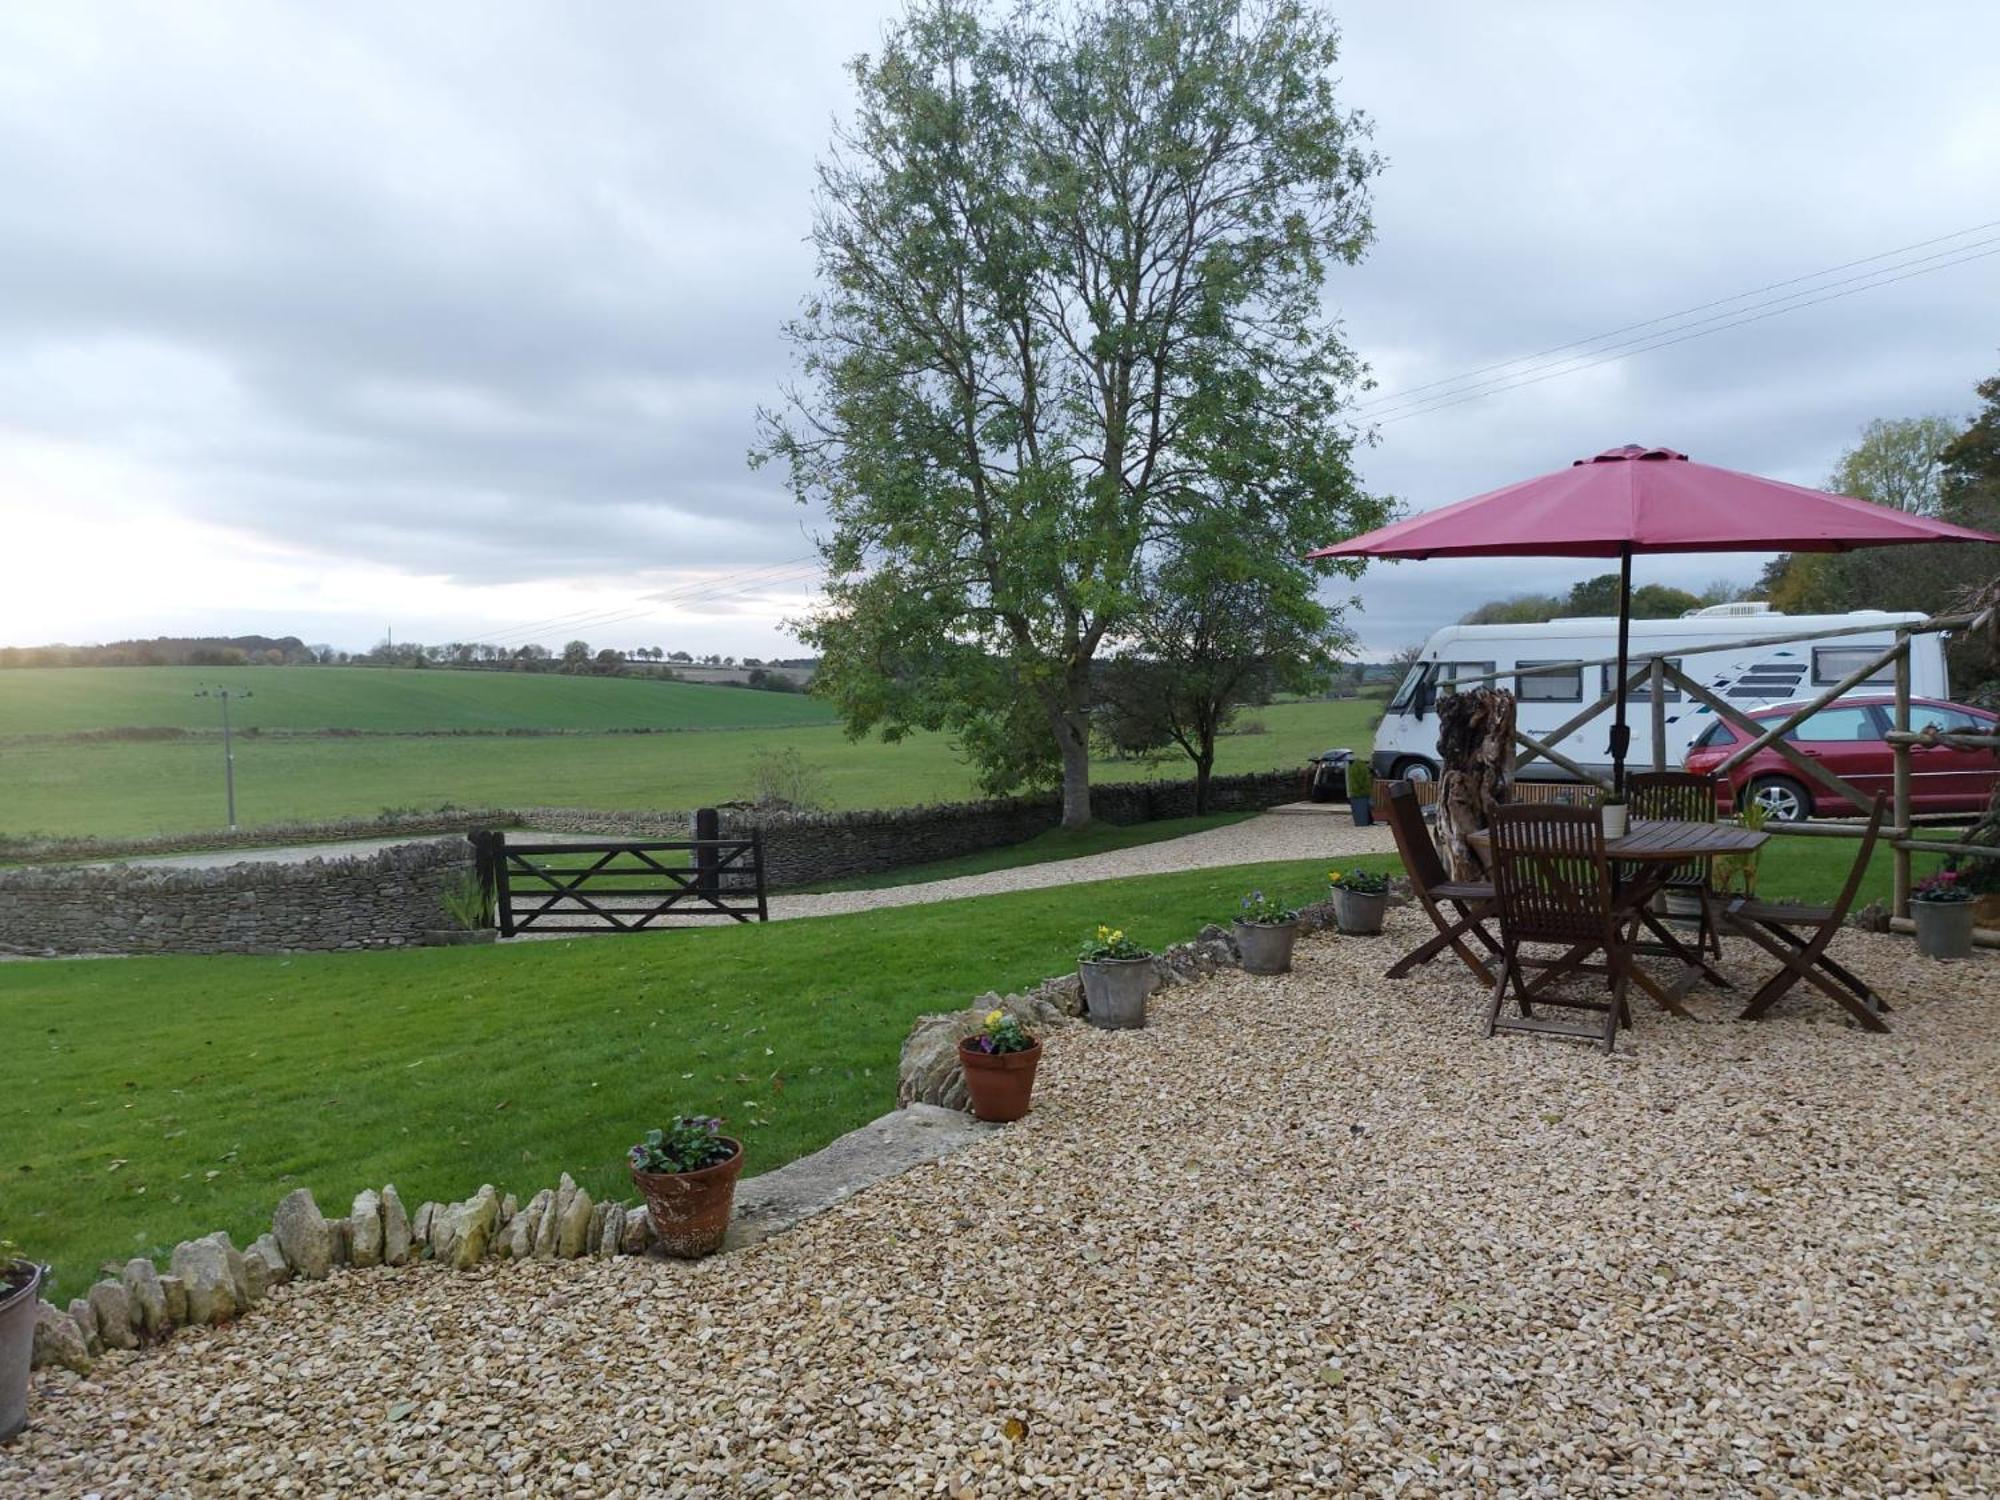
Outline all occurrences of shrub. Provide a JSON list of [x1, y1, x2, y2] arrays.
[[747, 746, 828, 811]]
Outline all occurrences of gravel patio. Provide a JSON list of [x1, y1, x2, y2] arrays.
[[6, 914, 1993, 1496]]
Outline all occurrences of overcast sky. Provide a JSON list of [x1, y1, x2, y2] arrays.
[[2, 1, 1996, 659]]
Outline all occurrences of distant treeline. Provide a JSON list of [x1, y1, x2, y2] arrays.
[[0, 634, 318, 668], [0, 635, 819, 693]]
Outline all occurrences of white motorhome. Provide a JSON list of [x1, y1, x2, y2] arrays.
[[1371, 606, 1943, 783]]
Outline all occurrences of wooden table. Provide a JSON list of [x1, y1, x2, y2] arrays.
[[1470, 819, 1770, 1019]]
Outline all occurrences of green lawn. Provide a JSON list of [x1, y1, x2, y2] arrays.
[[791, 811, 1256, 892], [1, 855, 1361, 1297], [3, 698, 1383, 840], [0, 831, 1900, 1297], [0, 665, 837, 736]]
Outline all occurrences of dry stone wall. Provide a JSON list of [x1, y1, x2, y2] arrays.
[[0, 838, 474, 958]]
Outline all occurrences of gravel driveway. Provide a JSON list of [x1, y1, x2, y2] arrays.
[[769, 810, 1394, 920], [10, 919, 1992, 1495]]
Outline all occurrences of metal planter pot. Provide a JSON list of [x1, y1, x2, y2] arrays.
[[1348, 795, 1373, 827], [1911, 898, 1976, 961], [1078, 957, 1154, 1029], [1232, 920, 1300, 976], [1331, 889, 1387, 936], [1, 1260, 43, 1444]]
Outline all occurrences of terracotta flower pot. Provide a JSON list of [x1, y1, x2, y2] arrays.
[[0, 1260, 42, 1444], [629, 1139, 744, 1259], [958, 1038, 1041, 1122]]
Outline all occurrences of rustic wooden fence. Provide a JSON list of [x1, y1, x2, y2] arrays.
[[1435, 605, 1998, 942], [470, 813, 766, 935]]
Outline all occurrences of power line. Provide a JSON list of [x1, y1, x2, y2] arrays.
[[1371, 241, 2000, 428], [1349, 217, 2000, 416]]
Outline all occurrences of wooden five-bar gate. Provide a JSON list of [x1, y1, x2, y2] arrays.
[[470, 814, 766, 936]]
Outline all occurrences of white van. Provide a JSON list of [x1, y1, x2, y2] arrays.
[[1371, 606, 1943, 783]]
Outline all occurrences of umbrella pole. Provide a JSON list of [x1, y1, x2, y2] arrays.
[[1611, 544, 1632, 795]]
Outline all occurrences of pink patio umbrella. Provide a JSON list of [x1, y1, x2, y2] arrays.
[[1309, 444, 2000, 790]]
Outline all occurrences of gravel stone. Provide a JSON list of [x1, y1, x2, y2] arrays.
[[7, 921, 1993, 1496]]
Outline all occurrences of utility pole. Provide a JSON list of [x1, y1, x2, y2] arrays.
[[195, 687, 251, 831]]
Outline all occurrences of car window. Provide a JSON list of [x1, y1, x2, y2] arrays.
[[1693, 721, 1738, 750], [1784, 706, 1880, 742], [1908, 705, 1980, 734]]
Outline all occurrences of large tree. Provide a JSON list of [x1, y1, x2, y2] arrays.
[[757, 0, 1385, 826]]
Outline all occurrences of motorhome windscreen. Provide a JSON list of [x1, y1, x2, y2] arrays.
[[1387, 662, 1425, 712]]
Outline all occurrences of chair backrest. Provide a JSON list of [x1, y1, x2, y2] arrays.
[[1627, 771, 1719, 885], [1626, 771, 1719, 824], [1823, 794, 1889, 927], [1488, 805, 1614, 945], [1382, 780, 1450, 894]]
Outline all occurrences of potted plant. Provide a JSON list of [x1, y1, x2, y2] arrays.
[[427, 871, 499, 947], [1600, 793, 1629, 839], [1077, 925, 1153, 1029], [1328, 868, 1390, 936], [1, 1239, 44, 1443], [1910, 866, 1977, 961], [958, 1008, 1041, 1122], [1345, 759, 1375, 826], [1948, 853, 2000, 930], [627, 1116, 744, 1259], [1232, 890, 1301, 975]]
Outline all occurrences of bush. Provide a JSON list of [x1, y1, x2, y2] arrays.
[[747, 746, 829, 811]]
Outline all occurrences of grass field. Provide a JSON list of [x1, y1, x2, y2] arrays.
[[1, 855, 1367, 1296], [0, 665, 837, 736], [3, 693, 1383, 840]]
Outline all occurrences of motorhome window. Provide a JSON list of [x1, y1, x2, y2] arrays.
[[1514, 659, 1582, 702], [1436, 661, 1496, 694], [1599, 659, 1682, 700], [1811, 646, 1895, 687], [1387, 662, 1426, 712]]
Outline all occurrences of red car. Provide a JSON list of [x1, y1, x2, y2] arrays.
[[1684, 695, 1997, 822]]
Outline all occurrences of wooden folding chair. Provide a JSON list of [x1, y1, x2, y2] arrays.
[[1380, 780, 1502, 986], [1626, 770, 1724, 961], [1721, 795, 1892, 1032], [1484, 805, 1644, 1053]]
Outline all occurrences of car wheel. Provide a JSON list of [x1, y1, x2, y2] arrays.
[[1393, 758, 1437, 783], [1747, 775, 1810, 823]]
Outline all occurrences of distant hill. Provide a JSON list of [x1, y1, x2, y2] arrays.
[[0, 665, 838, 737]]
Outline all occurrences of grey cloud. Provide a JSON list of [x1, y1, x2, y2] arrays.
[[0, 0, 1994, 647]]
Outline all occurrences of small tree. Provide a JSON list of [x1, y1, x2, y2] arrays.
[[561, 640, 591, 673]]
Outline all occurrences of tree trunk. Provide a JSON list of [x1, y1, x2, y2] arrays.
[[1193, 748, 1214, 814], [1056, 711, 1093, 828]]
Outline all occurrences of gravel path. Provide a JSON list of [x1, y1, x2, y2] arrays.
[[762, 811, 1392, 921], [9, 921, 1993, 1495]]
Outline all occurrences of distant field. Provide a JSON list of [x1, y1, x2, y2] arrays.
[[0, 665, 836, 735], [3, 693, 1384, 840]]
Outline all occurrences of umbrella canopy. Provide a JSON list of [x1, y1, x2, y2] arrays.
[[1310, 444, 2000, 790], [1307, 445, 2000, 561]]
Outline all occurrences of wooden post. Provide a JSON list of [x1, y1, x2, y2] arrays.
[[491, 831, 515, 938], [1892, 635, 1912, 920], [1649, 656, 1667, 772], [694, 806, 720, 903]]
